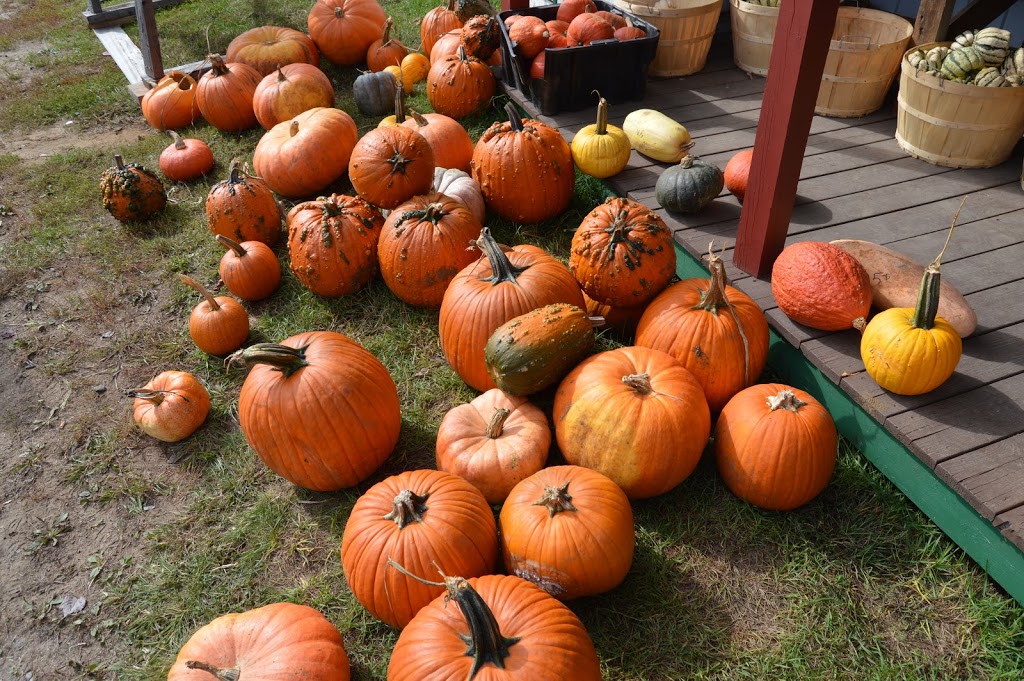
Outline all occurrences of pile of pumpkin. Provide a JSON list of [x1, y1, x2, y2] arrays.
[[102, 0, 975, 677], [908, 27, 1023, 87]]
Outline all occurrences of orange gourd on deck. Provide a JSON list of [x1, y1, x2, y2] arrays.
[[771, 241, 873, 331], [724, 148, 753, 202]]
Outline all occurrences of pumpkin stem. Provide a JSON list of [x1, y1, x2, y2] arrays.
[[184, 660, 240, 681], [931, 195, 967, 270], [591, 91, 609, 135], [409, 110, 429, 128], [276, 66, 287, 82], [449, 577, 521, 677], [168, 130, 186, 150], [208, 53, 229, 76], [503, 101, 525, 133], [485, 407, 511, 438], [622, 373, 684, 401], [288, 119, 300, 138], [125, 388, 186, 404], [225, 342, 310, 378], [179, 274, 221, 311], [333, 5, 344, 19], [701, 244, 757, 387], [472, 228, 528, 285], [226, 158, 244, 184], [393, 85, 406, 123], [113, 154, 125, 170], [766, 389, 807, 412], [381, 16, 394, 45], [216, 234, 247, 258], [532, 482, 578, 517], [383, 489, 430, 528]]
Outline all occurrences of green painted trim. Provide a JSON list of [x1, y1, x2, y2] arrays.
[[674, 244, 1024, 606]]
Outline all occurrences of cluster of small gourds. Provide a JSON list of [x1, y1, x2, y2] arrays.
[[743, 0, 780, 7], [908, 27, 1023, 86]]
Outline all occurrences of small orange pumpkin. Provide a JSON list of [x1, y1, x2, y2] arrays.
[[509, 15, 550, 60], [426, 45, 496, 120], [128, 370, 210, 442], [402, 110, 473, 172], [179, 275, 249, 356], [307, 0, 387, 67], [158, 131, 214, 182], [100, 154, 167, 223], [195, 54, 262, 132], [205, 159, 282, 246], [724, 148, 753, 202], [421, 0, 463, 57], [348, 125, 435, 209], [771, 241, 872, 331], [366, 16, 410, 71], [140, 70, 200, 131], [216, 234, 281, 302]]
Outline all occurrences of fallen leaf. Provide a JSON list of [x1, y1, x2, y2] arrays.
[[60, 595, 86, 617]]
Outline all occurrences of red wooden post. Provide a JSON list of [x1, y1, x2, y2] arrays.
[[502, 0, 530, 10], [732, 0, 840, 278]]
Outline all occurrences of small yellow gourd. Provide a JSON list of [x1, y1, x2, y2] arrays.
[[622, 108, 692, 163], [860, 199, 966, 395], [401, 52, 431, 86], [383, 64, 415, 95], [571, 93, 632, 179]]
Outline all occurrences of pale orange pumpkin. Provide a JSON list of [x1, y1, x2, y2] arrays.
[[128, 370, 210, 443], [252, 63, 335, 130]]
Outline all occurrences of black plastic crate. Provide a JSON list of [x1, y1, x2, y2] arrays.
[[498, 1, 660, 116]]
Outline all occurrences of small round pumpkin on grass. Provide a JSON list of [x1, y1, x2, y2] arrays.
[[435, 389, 550, 504], [100, 154, 167, 223], [158, 131, 214, 182], [127, 370, 210, 443], [216, 234, 281, 302], [367, 16, 410, 71], [252, 63, 335, 130], [348, 124, 435, 209], [195, 54, 262, 132], [205, 159, 282, 246], [140, 70, 199, 130], [179, 274, 249, 356], [421, 0, 463, 57]]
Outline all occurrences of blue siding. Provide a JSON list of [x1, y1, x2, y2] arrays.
[[869, 0, 1024, 32]]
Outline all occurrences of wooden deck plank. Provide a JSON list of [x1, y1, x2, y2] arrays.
[[995, 505, 1024, 550], [938, 433, 1024, 520]]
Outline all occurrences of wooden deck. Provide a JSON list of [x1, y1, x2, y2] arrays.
[[503, 40, 1024, 603]]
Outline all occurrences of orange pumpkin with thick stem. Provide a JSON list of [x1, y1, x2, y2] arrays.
[[569, 196, 675, 307], [140, 70, 199, 130], [553, 346, 711, 499], [168, 602, 350, 680], [471, 101, 575, 225], [195, 54, 262, 132], [367, 17, 410, 71], [426, 46, 495, 120], [252, 63, 335, 130], [225, 25, 320, 76], [226, 330, 401, 491], [216, 234, 281, 302], [348, 125, 435, 209], [340, 469, 498, 629], [439, 227, 585, 392], [724, 148, 753, 202], [253, 107, 358, 199], [128, 370, 210, 443], [377, 193, 481, 308], [771, 241, 872, 332], [179, 275, 249, 356], [421, 0, 462, 57], [436, 388, 550, 503], [387, 573, 601, 681], [286, 194, 384, 297], [205, 159, 282, 246], [402, 110, 473, 172], [635, 249, 769, 412], [307, 0, 387, 66], [158, 131, 214, 182], [715, 384, 837, 511], [500, 465, 633, 600]]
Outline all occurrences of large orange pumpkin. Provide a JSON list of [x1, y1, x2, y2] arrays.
[[426, 46, 496, 120], [553, 346, 710, 499], [715, 384, 837, 510], [569, 196, 676, 308], [340, 469, 498, 629], [377, 193, 482, 308], [771, 240, 873, 332], [307, 0, 387, 66], [286, 194, 384, 297], [227, 331, 401, 491], [195, 54, 261, 132], [128, 370, 210, 443], [205, 159, 283, 246], [348, 125, 435, 209], [471, 102, 575, 225], [225, 25, 320, 76], [635, 251, 769, 412], [499, 465, 634, 600], [167, 602, 349, 680], [140, 70, 200, 130], [252, 64, 335, 130], [438, 227, 585, 392], [253, 106, 358, 199], [387, 574, 601, 681], [435, 388, 550, 503]]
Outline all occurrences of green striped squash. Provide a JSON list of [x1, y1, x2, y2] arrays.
[[940, 47, 984, 80], [952, 29, 976, 50], [974, 67, 1008, 87], [974, 27, 1012, 65], [1001, 47, 1024, 77], [925, 46, 950, 72], [484, 303, 594, 396]]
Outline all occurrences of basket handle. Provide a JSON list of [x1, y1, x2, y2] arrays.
[[836, 34, 874, 49]]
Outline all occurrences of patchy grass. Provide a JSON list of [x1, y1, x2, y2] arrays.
[[0, 0, 1022, 679]]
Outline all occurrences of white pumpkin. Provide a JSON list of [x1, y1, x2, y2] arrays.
[[432, 167, 486, 224]]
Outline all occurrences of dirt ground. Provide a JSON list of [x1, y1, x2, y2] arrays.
[[0, 115, 178, 678]]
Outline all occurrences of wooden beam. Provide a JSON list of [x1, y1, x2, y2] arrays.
[[948, 0, 1017, 39], [136, 0, 164, 80], [912, 0, 956, 45], [82, 0, 186, 28], [732, 0, 839, 278]]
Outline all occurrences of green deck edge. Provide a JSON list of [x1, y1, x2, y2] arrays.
[[674, 243, 1024, 606]]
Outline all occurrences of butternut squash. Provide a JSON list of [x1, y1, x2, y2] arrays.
[[622, 109, 692, 163], [830, 239, 977, 338]]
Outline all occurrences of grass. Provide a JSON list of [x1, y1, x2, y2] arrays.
[[0, 0, 1022, 679]]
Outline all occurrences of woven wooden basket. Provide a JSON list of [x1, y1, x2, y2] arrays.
[[896, 42, 1024, 168], [729, 0, 778, 76], [615, 0, 723, 77]]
